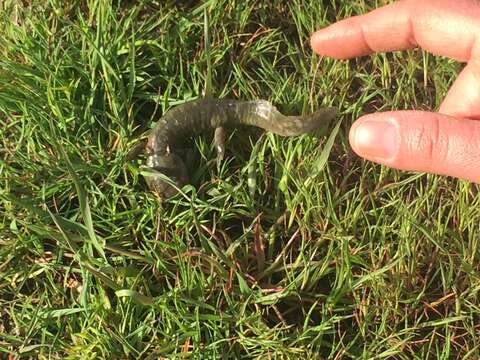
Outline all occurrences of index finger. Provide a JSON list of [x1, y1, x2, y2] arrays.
[[310, 0, 480, 61]]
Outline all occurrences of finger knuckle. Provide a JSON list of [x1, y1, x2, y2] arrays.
[[409, 118, 448, 167]]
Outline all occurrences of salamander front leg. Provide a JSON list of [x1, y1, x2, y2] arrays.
[[214, 126, 226, 168]]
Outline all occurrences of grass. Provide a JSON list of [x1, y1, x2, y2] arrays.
[[1, 0, 480, 358]]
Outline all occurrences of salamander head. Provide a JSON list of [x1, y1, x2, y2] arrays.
[[144, 153, 188, 198]]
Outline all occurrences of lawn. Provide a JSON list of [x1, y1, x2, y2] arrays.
[[1, 0, 480, 358]]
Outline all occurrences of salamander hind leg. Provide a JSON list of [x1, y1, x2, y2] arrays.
[[145, 153, 189, 198]]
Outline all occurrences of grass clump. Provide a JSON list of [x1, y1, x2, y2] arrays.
[[1, 0, 479, 358]]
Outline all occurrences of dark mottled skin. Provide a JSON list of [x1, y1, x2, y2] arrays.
[[144, 98, 338, 197]]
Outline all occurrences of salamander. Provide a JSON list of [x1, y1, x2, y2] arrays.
[[142, 98, 338, 197]]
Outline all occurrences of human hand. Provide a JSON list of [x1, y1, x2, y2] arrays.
[[311, 0, 480, 182]]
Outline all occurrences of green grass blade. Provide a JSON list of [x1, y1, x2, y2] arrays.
[[58, 146, 106, 261]]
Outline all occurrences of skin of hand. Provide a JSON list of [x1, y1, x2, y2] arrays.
[[310, 0, 480, 182]]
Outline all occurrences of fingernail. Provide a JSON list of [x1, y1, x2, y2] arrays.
[[350, 119, 399, 161]]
